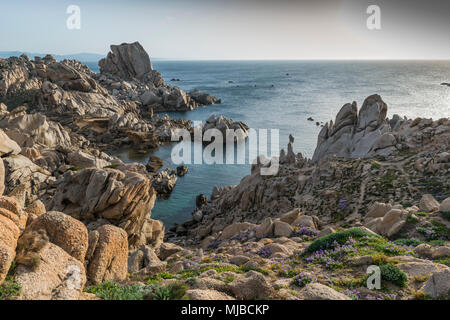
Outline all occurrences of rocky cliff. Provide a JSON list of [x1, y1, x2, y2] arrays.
[[0, 48, 449, 300]]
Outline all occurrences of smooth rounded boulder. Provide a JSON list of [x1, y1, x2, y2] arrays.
[[27, 211, 89, 263], [86, 224, 128, 284]]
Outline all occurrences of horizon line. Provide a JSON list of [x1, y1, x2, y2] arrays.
[[1, 51, 450, 62]]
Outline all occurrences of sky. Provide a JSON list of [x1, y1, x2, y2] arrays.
[[1, 0, 450, 60]]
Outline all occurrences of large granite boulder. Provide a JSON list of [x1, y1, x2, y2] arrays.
[[48, 167, 156, 249], [15, 242, 87, 300], [312, 95, 394, 162], [0, 196, 22, 284], [188, 89, 221, 105], [85, 224, 128, 284], [0, 129, 21, 156], [26, 211, 89, 263], [0, 158, 4, 195], [0, 113, 72, 149], [2, 154, 51, 203], [202, 114, 249, 143], [99, 42, 163, 86]]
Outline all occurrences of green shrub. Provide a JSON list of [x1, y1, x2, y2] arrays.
[[415, 212, 428, 217], [146, 272, 176, 283], [222, 276, 235, 284], [434, 258, 450, 267], [104, 164, 119, 169], [442, 211, 450, 221], [67, 166, 82, 172], [401, 201, 412, 208], [406, 215, 419, 224], [151, 282, 188, 300], [0, 261, 21, 300], [380, 264, 407, 287], [85, 282, 153, 300], [240, 266, 269, 275], [393, 239, 423, 247], [306, 228, 375, 254], [428, 240, 449, 246], [0, 281, 21, 300]]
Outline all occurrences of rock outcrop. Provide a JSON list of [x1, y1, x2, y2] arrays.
[[97, 42, 219, 112], [26, 211, 88, 263], [99, 42, 163, 85], [201, 114, 249, 143], [0, 129, 21, 157], [15, 242, 87, 300], [0, 197, 21, 284], [85, 224, 128, 284], [0, 158, 4, 195], [48, 167, 156, 249], [312, 94, 450, 162]]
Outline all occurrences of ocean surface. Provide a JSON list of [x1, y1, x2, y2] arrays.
[[87, 60, 450, 227]]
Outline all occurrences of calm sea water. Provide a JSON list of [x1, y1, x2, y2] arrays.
[[87, 60, 450, 227]]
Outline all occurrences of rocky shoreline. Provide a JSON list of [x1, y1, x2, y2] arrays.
[[0, 43, 449, 300]]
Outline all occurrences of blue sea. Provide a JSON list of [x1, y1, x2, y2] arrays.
[[87, 60, 450, 227]]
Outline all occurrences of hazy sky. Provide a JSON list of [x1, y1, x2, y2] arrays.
[[1, 0, 450, 59]]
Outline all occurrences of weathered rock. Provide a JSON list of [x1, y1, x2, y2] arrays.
[[365, 208, 408, 237], [196, 194, 208, 207], [24, 200, 46, 219], [0, 113, 72, 149], [273, 220, 293, 237], [86, 224, 128, 284], [292, 215, 317, 229], [49, 167, 156, 249], [279, 208, 302, 224], [266, 243, 291, 255], [219, 222, 257, 241], [229, 271, 274, 299], [188, 89, 221, 106], [146, 155, 163, 172], [300, 283, 351, 300], [312, 95, 395, 162], [0, 203, 20, 284], [414, 244, 433, 258], [0, 129, 21, 156], [439, 197, 450, 212], [127, 247, 144, 274], [2, 155, 51, 204], [128, 245, 166, 275], [26, 211, 88, 263], [67, 150, 110, 169], [99, 42, 163, 85], [202, 114, 249, 143], [229, 255, 251, 266], [15, 242, 87, 300], [0, 195, 27, 232], [157, 242, 184, 261], [176, 165, 188, 177], [0, 158, 4, 195], [151, 168, 177, 196], [421, 269, 450, 298], [140, 218, 165, 250], [366, 202, 392, 219], [185, 289, 234, 300], [431, 246, 450, 259], [419, 194, 440, 212], [256, 217, 274, 238], [317, 227, 335, 238], [397, 261, 440, 278]]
